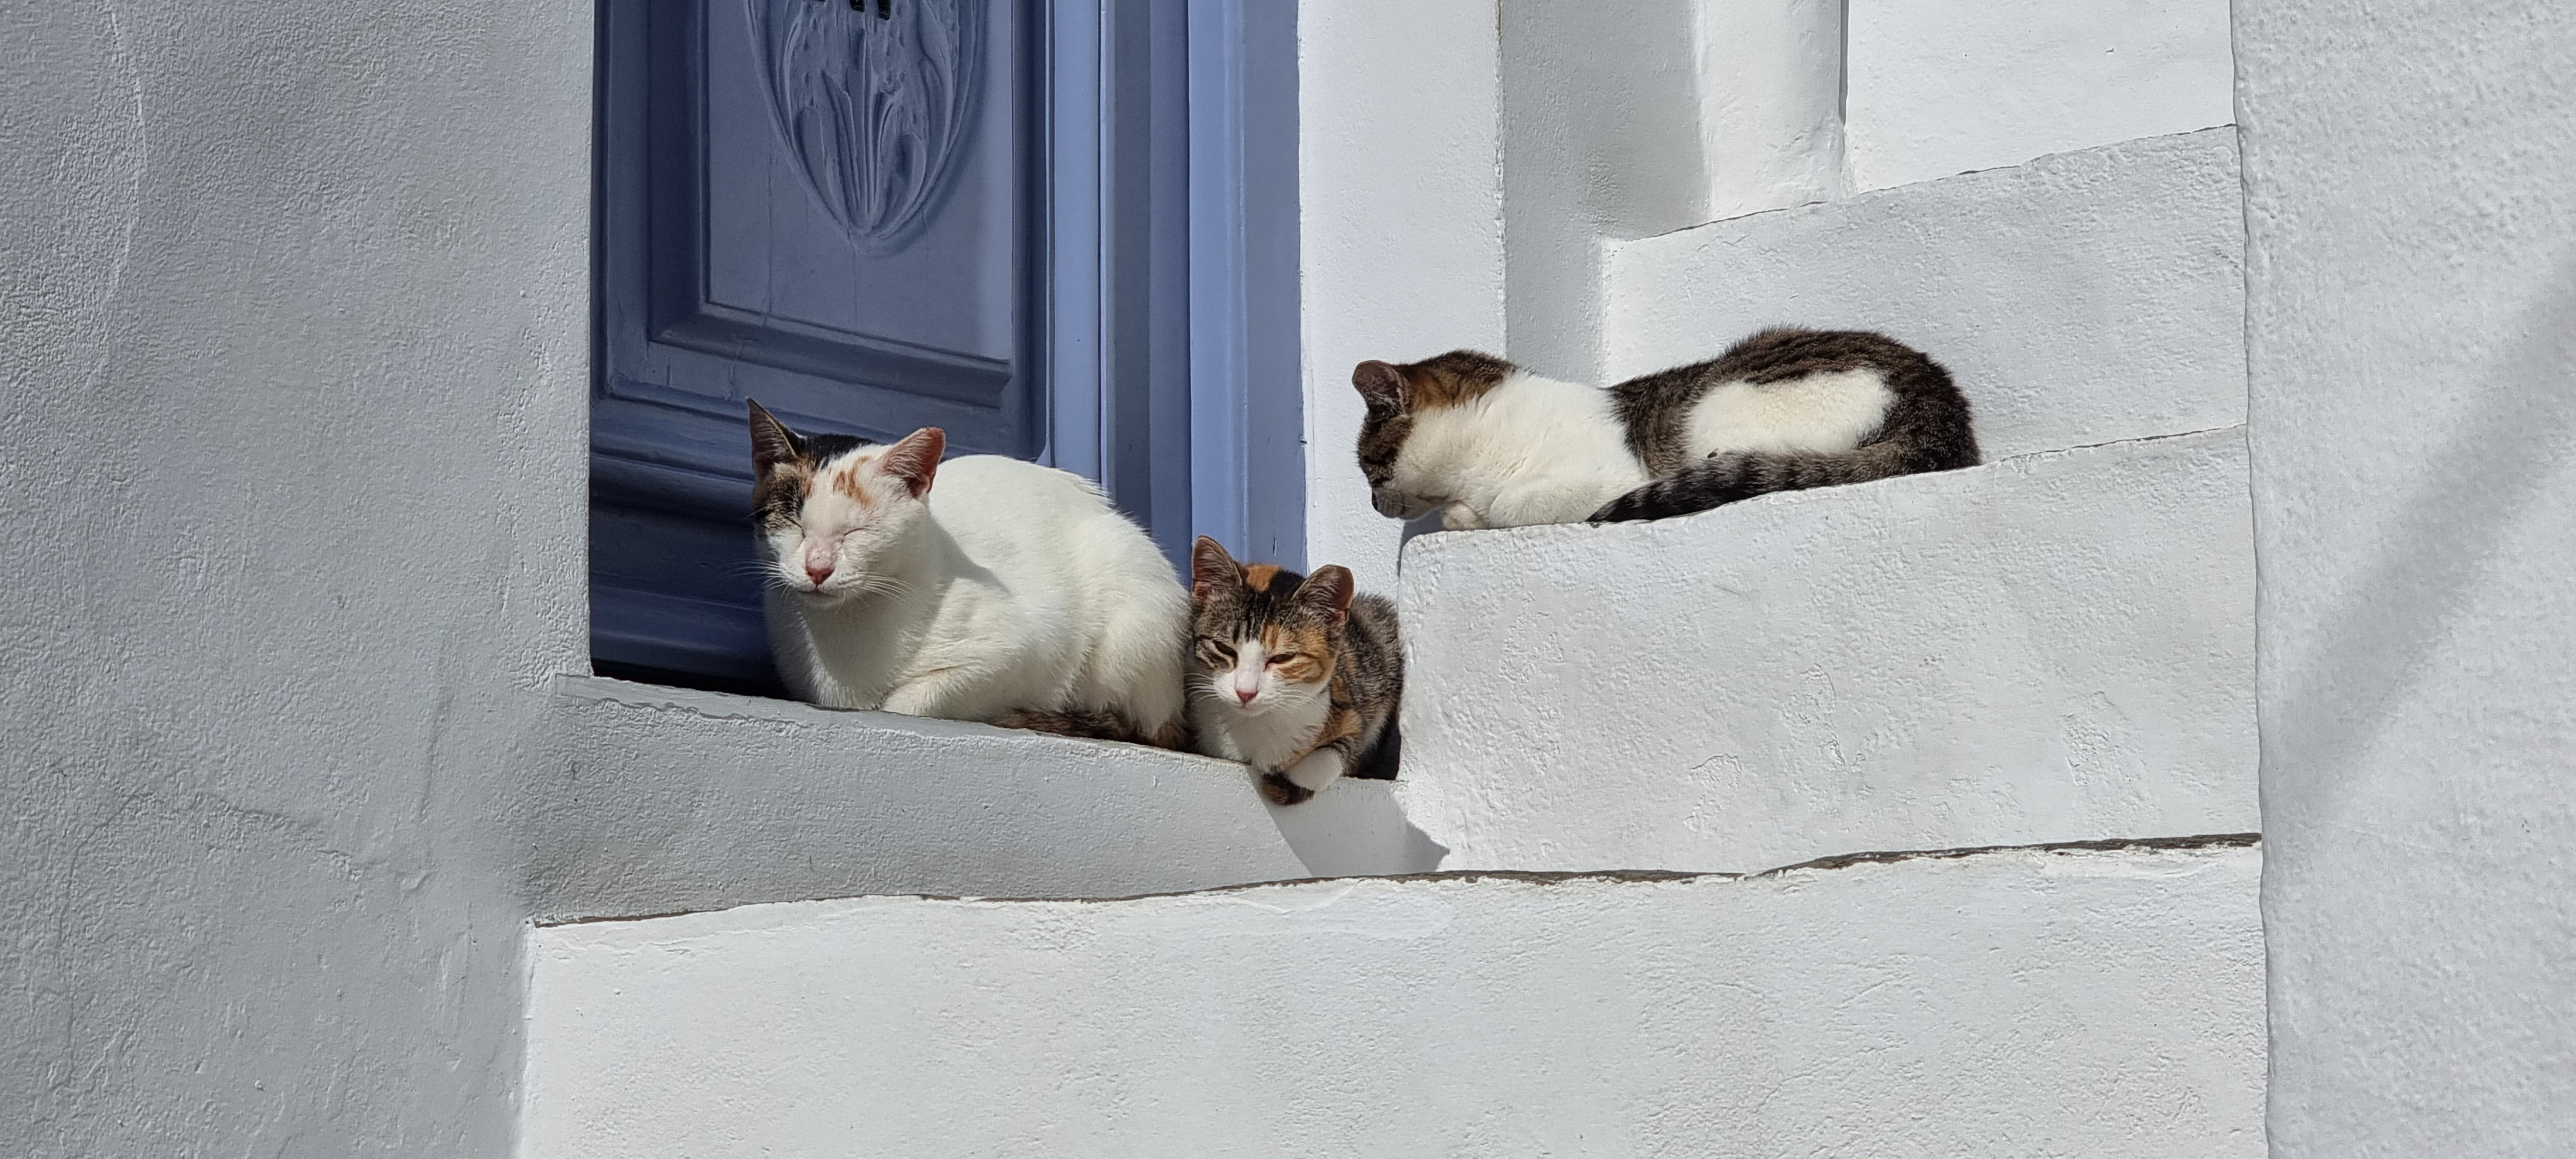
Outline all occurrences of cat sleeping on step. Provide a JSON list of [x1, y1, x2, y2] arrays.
[[1186, 537, 1403, 806], [1353, 327, 1979, 529], [748, 400, 1189, 747]]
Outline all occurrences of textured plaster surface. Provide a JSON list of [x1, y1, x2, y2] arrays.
[[523, 678, 1439, 920], [523, 841, 2265, 1158], [1609, 129, 2246, 462], [1496, 0, 1718, 383], [2239, 0, 2576, 1154], [1844, 0, 2233, 191], [1297, 0, 1504, 592], [0, 2, 592, 1154], [1497, 0, 1849, 383], [1396, 429, 2255, 873]]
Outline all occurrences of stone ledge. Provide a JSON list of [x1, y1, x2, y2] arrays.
[[1608, 127, 2244, 461], [523, 840, 2262, 1158], [1394, 428, 2256, 874], [511, 676, 1443, 920]]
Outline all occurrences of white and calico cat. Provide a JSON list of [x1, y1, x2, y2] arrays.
[[1185, 537, 1403, 806], [747, 400, 1189, 746], [1353, 328, 1980, 529]]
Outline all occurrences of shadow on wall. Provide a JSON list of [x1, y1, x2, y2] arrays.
[[2264, 256, 2576, 780], [1272, 779, 1450, 878]]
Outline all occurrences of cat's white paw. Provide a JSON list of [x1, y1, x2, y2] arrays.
[[1439, 502, 1486, 531]]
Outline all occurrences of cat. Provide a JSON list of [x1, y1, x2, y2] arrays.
[[1352, 327, 1979, 529], [1186, 537, 1404, 806], [748, 400, 1189, 748]]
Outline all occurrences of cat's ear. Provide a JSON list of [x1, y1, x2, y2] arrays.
[[1352, 361, 1410, 412], [746, 399, 803, 476], [1297, 565, 1357, 628], [1191, 536, 1241, 603], [875, 427, 945, 498]]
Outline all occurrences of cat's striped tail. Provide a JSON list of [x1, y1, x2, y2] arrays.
[[992, 708, 1188, 751], [1587, 442, 1917, 523]]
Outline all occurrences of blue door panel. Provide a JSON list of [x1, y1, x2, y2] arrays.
[[594, 0, 1039, 690]]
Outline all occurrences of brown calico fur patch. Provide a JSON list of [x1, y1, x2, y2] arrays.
[[994, 708, 1187, 751], [1352, 350, 1518, 488], [1401, 350, 1515, 408], [829, 461, 875, 509], [753, 462, 815, 528], [1241, 563, 1282, 592]]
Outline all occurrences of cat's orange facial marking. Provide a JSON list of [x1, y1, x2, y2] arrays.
[[829, 462, 876, 510]]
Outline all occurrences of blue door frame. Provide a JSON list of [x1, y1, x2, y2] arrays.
[[592, 0, 1301, 694]]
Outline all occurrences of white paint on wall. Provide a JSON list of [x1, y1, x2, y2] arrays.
[[1396, 429, 2255, 873], [523, 840, 2266, 1158], [1297, 0, 1504, 592], [1497, 0, 1712, 382], [2237, 0, 2576, 1153], [1692, 0, 1849, 220], [1609, 128, 2246, 461], [1844, 0, 2234, 191], [0, 2, 593, 1153]]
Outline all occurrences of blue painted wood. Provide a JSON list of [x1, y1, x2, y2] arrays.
[[594, 0, 1043, 688], [1188, 0, 1304, 568], [594, 0, 1303, 688]]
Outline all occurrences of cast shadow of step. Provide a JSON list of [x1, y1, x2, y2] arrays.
[[1268, 775, 1451, 880]]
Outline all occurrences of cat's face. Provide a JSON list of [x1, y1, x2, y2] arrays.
[[1351, 350, 1515, 520], [747, 400, 943, 604], [1188, 536, 1352, 718]]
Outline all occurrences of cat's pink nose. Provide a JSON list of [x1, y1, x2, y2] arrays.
[[804, 561, 833, 587], [1234, 685, 1257, 705]]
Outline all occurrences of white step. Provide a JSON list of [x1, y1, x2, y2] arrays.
[[1393, 428, 2254, 873], [522, 676, 1438, 921], [524, 838, 2264, 1158], [1842, 0, 2234, 191], [1607, 127, 2244, 462]]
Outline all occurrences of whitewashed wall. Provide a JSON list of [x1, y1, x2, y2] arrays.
[[1843, 0, 2234, 190], [2240, 0, 2576, 1153], [1, 3, 591, 1153], [1296, 0, 1503, 592]]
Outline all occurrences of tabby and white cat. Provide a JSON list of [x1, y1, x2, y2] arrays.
[[748, 401, 1189, 746], [1187, 537, 1403, 806], [1353, 327, 1979, 528]]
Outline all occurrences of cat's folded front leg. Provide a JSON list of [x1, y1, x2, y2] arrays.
[[1258, 747, 1348, 807], [880, 666, 981, 720], [1439, 501, 1487, 531]]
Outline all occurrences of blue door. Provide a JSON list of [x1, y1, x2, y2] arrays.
[[594, 0, 1300, 695]]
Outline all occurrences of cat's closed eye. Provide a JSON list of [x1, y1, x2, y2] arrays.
[[1266, 652, 1301, 666]]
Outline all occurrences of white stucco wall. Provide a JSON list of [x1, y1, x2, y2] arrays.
[[1842, 0, 2233, 191], [2238, 1, 2576, 1153], [1497, 0, 1712, 382], [524, 840, 2264, 1158], [1, 3, 592, 1153], [1297, 0, 1504, 591], [1396, 429, 2254, 873], [1609, 129, 2246, 459]]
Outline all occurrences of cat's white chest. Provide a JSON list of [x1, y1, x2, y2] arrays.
[[1683, 368, 1895, 457], [1198, 695, 1327, 771]]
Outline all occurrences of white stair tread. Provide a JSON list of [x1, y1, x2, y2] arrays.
[[524, 677, 1437, 921], [1394, 428, 2254, 873], [1608, 127, 2244, 462], [524, 838, 2263, 1158]]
